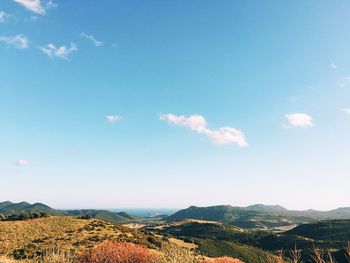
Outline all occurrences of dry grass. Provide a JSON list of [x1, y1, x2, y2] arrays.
[[158, 242, 200, 263], [0, 217, 158, 260], [168, 237, 198, 249], [0, 217, 243, 263], [0, 249, 73, 263], [0, 256, 18, 263], [157, 243, 242, 263]]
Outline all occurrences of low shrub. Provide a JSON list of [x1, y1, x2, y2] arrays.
[[202, 257, 243, 263], [80, 241, 159, 263]]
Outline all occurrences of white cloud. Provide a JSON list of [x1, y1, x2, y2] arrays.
[[14, 160, 30, 166], [106, 115, 122, 123], [340, 77, 350, 88], [342, 108, 350, 115], [80, 32, 103, 47], [284, 113, 314, 128], [0, 11, 9, 23], [14, 0, 45, 14], [38, 42, 78, 60], [13, 0, 56, 15], [330, 62, 337, 69], [160, 113, 248, 147], [0, 34, 29, 49]]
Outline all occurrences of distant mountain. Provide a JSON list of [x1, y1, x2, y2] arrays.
[[0, 201, 13, 210], [0, 201, 137, 224], [166, 205, 254, 222], [166, 204, 350, 230], [0, 201, 44, 213], [246, 204, 288, 213], [64, 209, 137, 223]]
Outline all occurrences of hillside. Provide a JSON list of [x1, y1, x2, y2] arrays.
[[0, 216, 161, 260], [149, 219, 350, 263], [146, 221, 280, 263], [286, 219, 350, 244]]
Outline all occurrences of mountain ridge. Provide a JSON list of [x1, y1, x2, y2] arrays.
[[166, 204, 350, 230], [0, 201, 137, 223]]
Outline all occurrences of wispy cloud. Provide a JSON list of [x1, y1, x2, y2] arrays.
[[340, 77, 350, 88], [342, 108, 350, 115], [284, 113, 314, 128], [0, 11, 9, 23], [80, 32, 103, 47], [160, 113, 248, 147], [106, 115, 122, 123], [14, 159, 30, 166], [329, 62, 337, 69], [25, 15, 38, 22], [38, 42, 78, 60], [13, 0, 56, 15], [0, 34, 29, 49]]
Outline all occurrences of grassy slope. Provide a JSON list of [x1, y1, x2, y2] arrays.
[[198, 240, 277, 263], [0, 216, 160, 260], [151, 222, 279, 263], [286, 219, 350, 242]]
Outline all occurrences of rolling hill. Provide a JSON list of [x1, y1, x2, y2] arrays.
[[286, 219, 350, 243], [0, 201, 137, 224], [147, 221, 280, 263], [0, 216, 161, 260], [149, 219, 350, 263]]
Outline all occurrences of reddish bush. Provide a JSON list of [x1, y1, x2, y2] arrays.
[[202, 257, 243, 263], [80, 241, 158, 263]]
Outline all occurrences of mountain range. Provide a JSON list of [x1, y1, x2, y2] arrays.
[[2, 201, 350, 229], [166, 204, 350, 230], [0, 201, 136, 223]]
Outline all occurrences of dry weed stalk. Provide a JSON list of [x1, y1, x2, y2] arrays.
[[41, 248, 74, 263], [312, 246, 325, 263], [346, 242, 350, 261], [290, 245, 302, 263]]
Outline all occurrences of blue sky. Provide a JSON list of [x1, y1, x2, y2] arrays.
[[1, 0, 350, 210]]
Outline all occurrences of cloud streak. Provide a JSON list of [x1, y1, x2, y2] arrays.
[[106, 115, 122, 123], [330, 62, 337, 69], [80, 32, 103, 47], [284, 113, 314, 128], [342, 108, 350, 115], [0, 11, 9, 23], [14, 160, 30, 166], [0, 34, 29, 49], [13, 0, 56, 15], [38, 42, 78, 60], [160, 113, 248, 147], [340, 77, 350, 88]]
